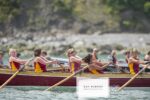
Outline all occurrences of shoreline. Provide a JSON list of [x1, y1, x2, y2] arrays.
[[0, 33, 150, 55]]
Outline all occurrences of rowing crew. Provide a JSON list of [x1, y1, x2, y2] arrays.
[[7, 48, 111, 74], [0, 48, 150, 75]]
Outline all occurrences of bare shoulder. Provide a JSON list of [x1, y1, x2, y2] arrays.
[[9, 56, 16, 61], [34, 57, 41, 62]]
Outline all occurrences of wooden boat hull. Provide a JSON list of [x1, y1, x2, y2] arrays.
[[0, 72, 150, 87]]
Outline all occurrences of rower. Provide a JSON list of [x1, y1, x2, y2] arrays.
[[0, 51, 5, 68], [124, 49, 131, 63], [108, 50, 122, 72], [82, 53, 111, 75], [9, 48, 28, 71], [128, 49, 146, 75], [92, 48, 99, 62], [90, 48, 110, 74], [67, 48, 82, 73], [34, 49, 58, 73], [41, 50, 51, 60], [144, 51, 150, 61]]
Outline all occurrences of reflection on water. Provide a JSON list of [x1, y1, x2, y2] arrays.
[[0, 87, 150, 100]]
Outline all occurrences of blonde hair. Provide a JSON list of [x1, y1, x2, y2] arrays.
[[9, 48, 16, 56], [93, 48, 98, 52], [66, 48, 75, 57], [131, 48, 138, 54], [111, 50, 116, 55]]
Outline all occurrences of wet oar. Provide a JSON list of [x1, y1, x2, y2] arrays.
[[117, 64, 149, 91], [44, 65, 89, 91], [0, 59, 32, 90]]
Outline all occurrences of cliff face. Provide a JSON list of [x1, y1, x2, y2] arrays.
[[0, 0, 150, 35]]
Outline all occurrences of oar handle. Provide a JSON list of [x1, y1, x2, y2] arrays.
[[117, 64, 149, 91]]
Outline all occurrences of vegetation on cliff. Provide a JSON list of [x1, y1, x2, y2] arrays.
[[0, 0, 150, 35]]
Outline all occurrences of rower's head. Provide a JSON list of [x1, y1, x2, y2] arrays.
[[125, 49, 130, 55], [93, 48, 99, 53], [131, 48, 139, 58], [82, 54, 92, 64], [147, 51, 150, 56], [0, 51, 3, 58], [111, 50, 116, 56], [34, 49, 41, 57], [9, 48, 17, 57], [41, 50, 47, 57], [67, 48, 76, 57]]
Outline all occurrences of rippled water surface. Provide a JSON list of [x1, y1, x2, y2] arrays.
[[0, 87, 150, 100]]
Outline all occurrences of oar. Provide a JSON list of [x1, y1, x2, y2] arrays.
[[0, 58, 32, 90], [44, 65, 89, 91], [117, 64, 149, 91], [44, 62, 111, 91]]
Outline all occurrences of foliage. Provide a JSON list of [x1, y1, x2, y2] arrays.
[[103, 0, 150, 15], [0, 0, 149, 33], [103, 0, 150, 32], [51, 0, 74, 14], [144, 1, 150, 16], [0, 0, 21, 23]]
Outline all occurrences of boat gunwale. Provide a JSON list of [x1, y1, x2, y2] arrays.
[[0, 70, 150, 78]]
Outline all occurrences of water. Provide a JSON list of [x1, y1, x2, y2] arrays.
[[0, 87, 150, 100]]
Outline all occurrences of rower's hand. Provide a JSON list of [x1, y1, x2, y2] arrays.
[[52, 60, 59, 64], [109, 61, 113, 64], [145, 61, 150, 65]]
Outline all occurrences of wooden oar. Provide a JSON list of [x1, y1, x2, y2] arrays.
[[44, 65, 89, 91], [0, 67, 24, 90], [44, 62, 111, 91], [0, 58, 32, 90], [117, 64, 149, 91]]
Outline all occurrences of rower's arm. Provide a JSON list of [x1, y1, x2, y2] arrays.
[[70, 57, 81, 63], [75, 55, 82, 59], [130, 58, 145, 64], [41, 56, 49, 62], [37, 57, 57, 65], [10, 57, 27, 64]]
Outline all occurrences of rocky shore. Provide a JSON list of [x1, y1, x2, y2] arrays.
[[0, 32, 150, 56]]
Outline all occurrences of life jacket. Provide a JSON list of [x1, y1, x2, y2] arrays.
[[69, 62, 81, 73], [9, 61, 20, 71], [84, 54, 101, 75], [89, 69, 101, 75], [128, 58, 139, 75], [34, 62, 47, 73], [89, 62, 103, 75]]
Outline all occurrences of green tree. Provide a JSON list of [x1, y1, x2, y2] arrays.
[[0, 0, 21, 35]]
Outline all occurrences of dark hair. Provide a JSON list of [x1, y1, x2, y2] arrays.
[[148, 51, 150, 55], [0, 52, 3, 55], [17, 53, 21, 57], [34, 49, 41, 57], [82, 54, 92, 64], [42, 51, 47, 55]]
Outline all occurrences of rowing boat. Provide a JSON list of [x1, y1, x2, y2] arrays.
[[0, 68, 150, 87]]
